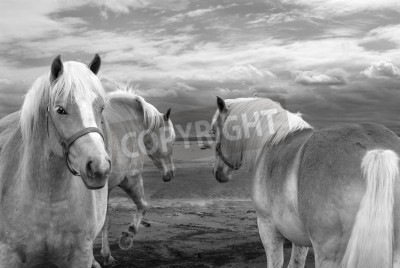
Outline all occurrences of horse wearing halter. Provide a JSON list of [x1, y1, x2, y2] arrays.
[[45, 54, 105, 176]]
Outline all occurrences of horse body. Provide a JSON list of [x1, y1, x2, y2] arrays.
[[212, 96, 400, 267], [0, 55, 110, 268], [0, 131, 108, 268], [105, 95, 147, 188], [298, 123, 400, 267], [0, 134, 107, 266], [99, 89, 175, 265]]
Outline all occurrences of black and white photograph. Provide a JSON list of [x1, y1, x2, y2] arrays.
[[1, 0, 400, 267]]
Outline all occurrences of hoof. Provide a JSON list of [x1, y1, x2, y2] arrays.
[[128, 224, 137, 235], [119, 231, 134, 250], [103, 254, 116, 267], [141, 219, 151, 227]]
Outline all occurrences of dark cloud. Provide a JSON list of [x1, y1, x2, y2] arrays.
[[359, 39, 398, 52], [284, 77, 400, 134], [0, 81, 27, 119]]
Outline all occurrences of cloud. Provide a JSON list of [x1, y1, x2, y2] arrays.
[[0, 1, 86, 43], [187, 5, 223, 17], [247, 10, 313, 26], [2, 0, 400, 134], [361, 24, 400, 47], [223, 64, 276, 84], [0, 78, 11, 85], [282, 0, 400, 17], [162, 5, 224, 24], [361, 61, 400, 79], [96, 0, 189, 17], [0, 81, 28, 118], [293, 70, 347, 85]]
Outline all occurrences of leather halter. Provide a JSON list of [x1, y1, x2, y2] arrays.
[[215, 142, 242, 170], [46, 107, 104, 176]]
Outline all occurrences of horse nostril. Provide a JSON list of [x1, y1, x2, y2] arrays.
[[86, 161, 94, 178]]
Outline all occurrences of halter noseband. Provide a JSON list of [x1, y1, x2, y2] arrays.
[[46, 107, 104, 176], [215, 142, 242, 170]]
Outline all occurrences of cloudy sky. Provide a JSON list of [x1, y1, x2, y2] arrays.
[[1, 0, 400, 134]]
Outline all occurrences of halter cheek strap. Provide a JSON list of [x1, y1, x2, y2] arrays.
[[46, 107, 105, 176], [60, 128, 104, 176], [216, 142, 242, 170]]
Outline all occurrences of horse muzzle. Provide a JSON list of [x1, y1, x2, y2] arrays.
[[80, 157, 111, 190], [162, 169, 175, 182], [213, 169, 231, 183]]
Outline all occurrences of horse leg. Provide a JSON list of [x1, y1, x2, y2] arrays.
[[118, 174, 148, 250], [257, 216, 284, 268], [65, 242, 94, 268], [311, 240, 341, 268], [394, 249, 400, 267], [100, 203, 116, 266], [287, 243, 308, 268], [91, 258, 101, 268], [313, 254, 340, 268]]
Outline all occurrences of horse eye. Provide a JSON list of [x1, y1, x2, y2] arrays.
[[101, 105, 105, 113], [56, 107, 67, 115]]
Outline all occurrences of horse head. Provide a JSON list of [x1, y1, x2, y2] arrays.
[[46, 54, 111, 189], [143, 108, 175, 182], [211, 96, 243, 183]]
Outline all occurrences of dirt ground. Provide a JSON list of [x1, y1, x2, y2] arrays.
[[93, 143, 315, 267]]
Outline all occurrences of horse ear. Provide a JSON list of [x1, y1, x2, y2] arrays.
[[88, 53, 101, 75], [50, 55, 63, 83], [164, 108, 172, 121], [216, 96, 226, 112]]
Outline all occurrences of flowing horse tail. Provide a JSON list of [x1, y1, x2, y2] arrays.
[[340, 149, 398, 268]]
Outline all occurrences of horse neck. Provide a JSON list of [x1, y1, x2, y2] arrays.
[[112, 98, 147, 133], [237, 110, 312, 167]]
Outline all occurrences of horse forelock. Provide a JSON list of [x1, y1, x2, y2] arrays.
[[51, 62, 105, 105], [219, 97, 312, 167], [20, 61, 106, 143]]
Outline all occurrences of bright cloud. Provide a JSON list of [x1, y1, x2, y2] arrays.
[[96, 0, 189, 16], [294, 70, 347, 85], [283, 0, 400, 17], [361, 61, 400, 79]]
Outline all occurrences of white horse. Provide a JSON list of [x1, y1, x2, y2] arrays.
[[0, 55, 111, 268], [211, 96, 400, 268], [99, 88, 176, 266]]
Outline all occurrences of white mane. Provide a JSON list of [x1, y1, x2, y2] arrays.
[[20, 61, 106, 143], [213, 97, 312, 167], [108, 86, 175, 139]]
